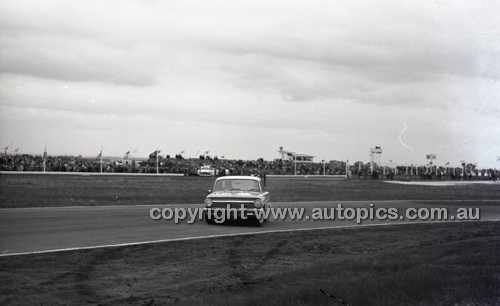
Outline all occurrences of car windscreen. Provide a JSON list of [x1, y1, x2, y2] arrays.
[[213, 179, 260, 192]]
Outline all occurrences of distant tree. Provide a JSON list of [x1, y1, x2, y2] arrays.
[[199, 155, 205, 160], [353, 161, 364, 173]]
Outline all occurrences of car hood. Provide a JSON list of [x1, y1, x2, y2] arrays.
[[209, 191, 261, 198]]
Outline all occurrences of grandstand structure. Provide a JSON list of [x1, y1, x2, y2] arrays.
[[277, 146, 315, 175], [277, 147, 315, 162]]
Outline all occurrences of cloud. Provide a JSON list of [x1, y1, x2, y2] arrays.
[[0, 1, 166, 86], [0, 37, 159, 86], [1, 0, 497, 97], [208, 1, 494, 107]]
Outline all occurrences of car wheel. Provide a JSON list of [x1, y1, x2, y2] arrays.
[[253, 214, 265, 227], [204, 212, 216, 225]]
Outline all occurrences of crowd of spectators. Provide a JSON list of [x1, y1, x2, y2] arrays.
[[0, 154, 347, 175], [1, 153, 498, 180]]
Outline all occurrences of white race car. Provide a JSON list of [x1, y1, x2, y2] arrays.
[[197, 165, 215, 176], [204, 176, 271, 226]]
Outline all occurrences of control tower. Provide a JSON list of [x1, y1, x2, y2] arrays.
[[369, 146, 383, 173]]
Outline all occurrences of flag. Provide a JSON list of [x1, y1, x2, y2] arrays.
[[445, 162, 450, 165], [14, 147, 20, 153], [123, 151, 130, 159], [96, 151, 102, 159], [149, 150, 160, 159], [44, 146, 47, 159]]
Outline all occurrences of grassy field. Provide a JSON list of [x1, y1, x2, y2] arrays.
[[1, 173, 499, 208], [1, 221, 498, 305]]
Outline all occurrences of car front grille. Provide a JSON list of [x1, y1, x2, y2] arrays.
[[211, 203, 254, 209]]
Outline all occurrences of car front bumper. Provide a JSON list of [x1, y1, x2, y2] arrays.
[[203, 206, 265, 220]]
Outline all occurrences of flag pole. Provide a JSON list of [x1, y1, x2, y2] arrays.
[[156, 150, 159, 174], [294, 155, 297, 175], [100, 145, 103, 173], [43, 145, 47, 172]]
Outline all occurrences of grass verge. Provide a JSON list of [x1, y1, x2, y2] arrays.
[[1, 174, 499, 208]]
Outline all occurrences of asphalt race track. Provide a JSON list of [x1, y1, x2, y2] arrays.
[[1, 200, 499, 256]]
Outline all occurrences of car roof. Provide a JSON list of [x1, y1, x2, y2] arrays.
[[215, 176, 261, 182]]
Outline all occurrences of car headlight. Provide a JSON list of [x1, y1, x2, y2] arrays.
[[204, 198, 213, 207], [254, 199, 263, 208]]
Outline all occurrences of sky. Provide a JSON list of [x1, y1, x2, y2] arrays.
[[1, 0, 499, 168]]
